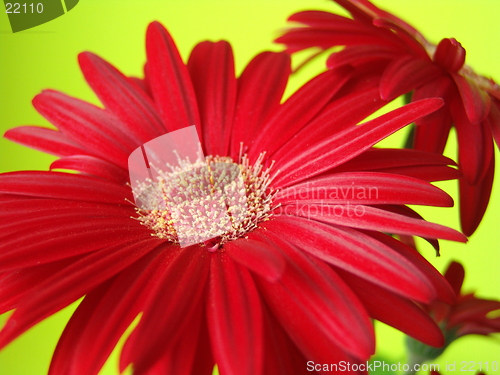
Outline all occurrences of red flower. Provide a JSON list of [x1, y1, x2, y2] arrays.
[[1, 22, 466, 375], [428, 261, 500, 340], [277, 0, 500, 236], [406, 261, 500, 368]]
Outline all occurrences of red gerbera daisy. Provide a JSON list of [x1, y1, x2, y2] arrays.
[[1, 21, 467, 375], [407, 261, 500, 371], [277, 0, 500, 236], [427, 261, 500, 341]]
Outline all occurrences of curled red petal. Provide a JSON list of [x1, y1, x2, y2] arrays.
[[432, 38, 466, 73]]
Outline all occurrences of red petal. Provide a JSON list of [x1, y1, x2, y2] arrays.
[[0, 171, 133, 204], [32, 90, 136, 168], [50, 155, 129, 184], [459, 152, 495, 236], [128, 76, 151, 97], [262, 216, 437, 302], [250, 67, 352, 160], [412, 76, 454, 154], [273, 82, 387, 163], [0, 198, 132, 220], [4, 126, 89, 157], [276, 172, 454, 207], [230, 52, 291, 158], [134, 304, 213, 375], [432, 38, 466, 73], [453, 96, 492, 185], [369, 165, 461, 182], [331, 0, 377, 24], [450, 298, 500, 325], [261, 308, 311, 375], [444, 261, 465, 297], [380, 56, 442, 101], [0, 208, 129, 236], [0, 257, 78, 314], [146, 22, 200, 133], [78, 52, 165, 142], [224, 234, 286, 282], [124, 248, 209, 373], [187, 41, 236, 156], [327, 45, 399, 70], [0, 217, 149, 271], [208, 253, 264, 375], [288, 10, 367, 29], [452, 72, 491, 124], [280, 204, 465, 243], [276, 24, 402, 54], [371, 17, 429, 58], [273, 98, 444, 187], [256, 231, 374, 361], [337, 269, 444, 347], [364, 231, 455, 304], [48, 280, 113, 375], [0, 240, 163, 350], [334, 148, 456, 172], [51, 248, 168, 375], [333, 0, 428, 51], [487, 99, 500, 150]]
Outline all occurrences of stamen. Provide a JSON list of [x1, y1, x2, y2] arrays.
[[133, 152, 277, 249]]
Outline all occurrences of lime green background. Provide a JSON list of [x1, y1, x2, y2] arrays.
[[0, 0, 499, 374]]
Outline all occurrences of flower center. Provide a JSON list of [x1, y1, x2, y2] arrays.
[[134, 151, 277, 249]]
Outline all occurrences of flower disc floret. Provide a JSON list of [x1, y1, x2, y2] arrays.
[[135, 152, 278, 248]]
